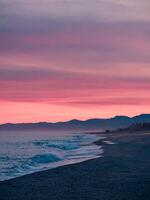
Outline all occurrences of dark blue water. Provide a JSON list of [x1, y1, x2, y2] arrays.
[[0, 130, 104, 181]]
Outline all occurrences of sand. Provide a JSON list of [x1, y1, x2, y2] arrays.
[[0, 131, 150, 200]]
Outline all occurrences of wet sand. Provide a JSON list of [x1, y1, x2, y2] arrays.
[[0, 131, 150, 200]]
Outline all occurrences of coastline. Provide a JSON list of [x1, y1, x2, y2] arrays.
[[0, 132, 103, 181], [0, 131, 150, 199]]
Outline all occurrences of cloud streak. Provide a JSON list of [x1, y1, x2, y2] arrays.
[[0, 0, 150, 122], [1, 0, 150, 24]]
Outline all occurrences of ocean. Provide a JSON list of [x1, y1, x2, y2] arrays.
[[0, 130, 104, 181]]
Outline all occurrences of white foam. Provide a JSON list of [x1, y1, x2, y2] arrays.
[[0, 132, 103, 181], [103, 140, 115, 145]]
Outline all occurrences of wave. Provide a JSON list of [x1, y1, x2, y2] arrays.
[[0, 133, 104, 181], [33, 140, 79, 150], [30, 154, 62, 164]]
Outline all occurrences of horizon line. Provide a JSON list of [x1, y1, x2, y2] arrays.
[[0, 113, 149, 126]]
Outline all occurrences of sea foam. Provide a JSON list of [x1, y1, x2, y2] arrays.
[[0, 131, 103, 181]]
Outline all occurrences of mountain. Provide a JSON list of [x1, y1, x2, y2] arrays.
[[0, 114, 150, 131], [127, 122, 150, 131], [110, 122, 150, 133]]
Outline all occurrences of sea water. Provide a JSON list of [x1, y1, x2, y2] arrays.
[[0, 130, 104, 181]]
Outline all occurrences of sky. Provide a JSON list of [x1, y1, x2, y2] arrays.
[[0, 0, 150, 123]]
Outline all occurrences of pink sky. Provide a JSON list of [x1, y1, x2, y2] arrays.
[[0, 0, 150, 123]]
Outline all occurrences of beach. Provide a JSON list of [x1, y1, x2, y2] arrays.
[[0, 131, 150, 200]]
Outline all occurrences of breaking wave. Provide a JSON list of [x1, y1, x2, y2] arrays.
[[0, 133, 104, 181]]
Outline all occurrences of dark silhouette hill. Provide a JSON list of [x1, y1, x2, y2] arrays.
[[0, 114, 150, 131], [125, 122, 150, 131]]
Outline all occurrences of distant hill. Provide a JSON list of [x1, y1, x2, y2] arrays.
[[0, 114, 150, 131], [127, 122, 150, 131], [108, 122, 150, 133]]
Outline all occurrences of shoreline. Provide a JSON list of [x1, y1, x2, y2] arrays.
[[1, 131, 150, 199], [0, 132, 103, 182]]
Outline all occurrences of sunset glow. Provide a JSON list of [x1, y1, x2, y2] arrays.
[[0, 0, 150, 123]]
